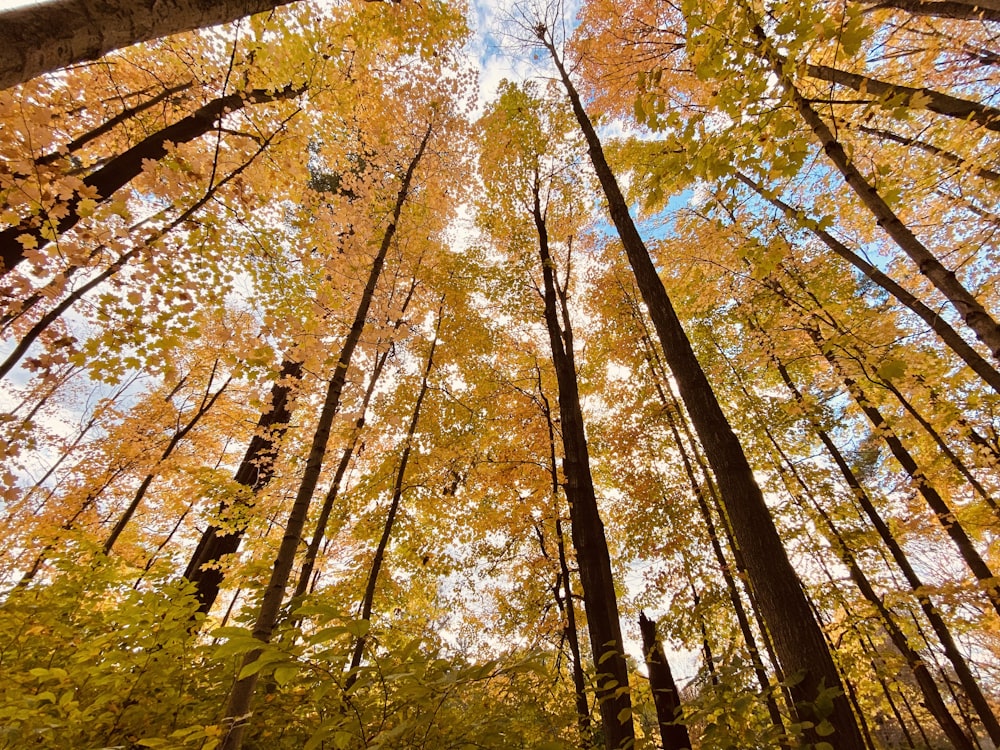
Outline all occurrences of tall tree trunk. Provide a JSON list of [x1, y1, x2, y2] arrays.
[[752, 25, 1000, 360], [855, 0, 1000, 22], [104, 363, 231, 554], [184, 358, 302, 615], [530, 178, 634, 750], [733, 171, 1000, 394], [345, 300, 443, 685], [538, 367, 594, 745], [762, 335, 1000, 746], [0, 83, 301, 276], [290, 276, 418, 604], [639, 612, 692, 750], [538, 28, 866, 750], [750, 391, 977, 750], [218, 121, 432, 750], [792, 308, 1000, 619]]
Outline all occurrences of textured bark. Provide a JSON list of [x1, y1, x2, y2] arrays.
[[754, 27, 1000, 360], [734, 172, 1000, 394], [0, 84, 301, 276], [856, 0, 1000, 22], [639, 613, 691, 750], [0, 0, 300, 90], [219, 121, 432, 750], [531, 181, 634, 750], [538, 372, 593, 745], [540, 29, 866, 750], [184, 359, 302, 615], [805, 62, 1000, 132]]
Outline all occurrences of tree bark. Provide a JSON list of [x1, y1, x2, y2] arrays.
[[538, 368, 594, 746], [855, 0, 1000, 22], [0, 0, 303, 91], [531, 179, 634, 750], [539, 28, 866, 750], [218, 120, 432, 750], [639, 612, 692, 750]]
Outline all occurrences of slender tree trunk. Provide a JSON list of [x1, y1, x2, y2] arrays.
[[845, 122, 1000, 183], [345, 300, 444, 685], [290, 278, 418, 604], [530, 179, 634, 750], [639, 612, 692, 750], [218, 121, 432, 750], [655, 375, 786, 736], [538, 29, 865, 750], [538, 367, 594, 745], [797, 312, 1000, 618], [184, 358, 302, 615], [0, 84, 301, 275], [763, 341, 1000, 746], [752, 25, 1000, 360], [734, 171, 1000, 394], [104, 365, 232, 554]]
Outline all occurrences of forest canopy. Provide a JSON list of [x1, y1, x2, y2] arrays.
[[0, 0, 999, 748]]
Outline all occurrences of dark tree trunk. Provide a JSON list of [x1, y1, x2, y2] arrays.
[[639, 612, 692, 750], [184, 358, 302, 615], [346, 300, 443, 685], [0, 84, 301, 276], [530, 180, 634, 750], [538, 28, 866, 750], [218, 121, 432, 750], [856, 0, 1000, 22], [537, 367, 594, 745]]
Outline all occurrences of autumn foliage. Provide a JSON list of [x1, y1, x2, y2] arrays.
[[0, 0, 999, 748]]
